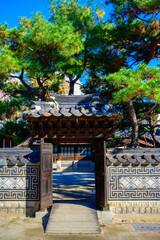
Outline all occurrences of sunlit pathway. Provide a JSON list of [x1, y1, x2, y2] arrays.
[[52, 171, 95, 202]]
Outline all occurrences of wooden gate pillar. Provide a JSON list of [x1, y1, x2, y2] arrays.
[[94, 140, 109, 210], [40, 142, 53, 210]]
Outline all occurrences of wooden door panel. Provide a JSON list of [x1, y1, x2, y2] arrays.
[[40, 143, 53, 210], [94, 140, 107, 210]]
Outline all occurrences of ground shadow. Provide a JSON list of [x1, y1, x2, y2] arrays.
[[42, 208, 51, 232]]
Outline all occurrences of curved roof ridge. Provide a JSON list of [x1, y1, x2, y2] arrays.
[[49, 93, 101, 107], [50, 93, 99, 97]]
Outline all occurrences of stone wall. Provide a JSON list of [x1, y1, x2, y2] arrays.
[[107, 148, 160, 214], [1, 146, 160, 216], [0, 148, 40, 216]]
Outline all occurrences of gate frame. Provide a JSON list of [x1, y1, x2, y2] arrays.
[[40, 136, 109, 211], [40, 140, 53, 209]]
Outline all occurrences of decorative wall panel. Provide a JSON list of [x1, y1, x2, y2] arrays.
[[119, 176, 160, 189], [0, 177, 26, 189], [0, 165, 40, 201], [107, 165, 160, 201]]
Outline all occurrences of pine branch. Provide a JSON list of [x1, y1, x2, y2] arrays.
[[138, 102, 159, 123], [14, 70, 42, 99], [145, 35, 160, 64]]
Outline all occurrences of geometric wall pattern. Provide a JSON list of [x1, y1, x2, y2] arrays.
[[0, 177, 26, 189], [119, 176, 160, 189], [107, 165, 160, 201], [0, 165, 40, 201]]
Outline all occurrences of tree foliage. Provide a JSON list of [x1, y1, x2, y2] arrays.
[[105, 0, 160, 66], [104, 64, 160, 103], [0, 121, 30, 144], [83, 0, 160, 147], [0, 97, 28, 121], [102, 64, 160, 147], [0, 0, 160, 147], [0, 7, 85, 99], [0, 0, 129, 97]]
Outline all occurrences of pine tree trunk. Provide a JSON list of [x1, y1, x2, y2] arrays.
[[69, 82, 74, 95], [68, 77, 74, 95], [128, 99, 139, 148]]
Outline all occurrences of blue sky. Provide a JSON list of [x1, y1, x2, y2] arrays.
[[0, 0, 107, 28], [0, 0, 50, 28]]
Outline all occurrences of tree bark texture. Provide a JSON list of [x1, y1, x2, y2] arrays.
[[68, 75, 75, 95], [69, 81, 74, 95], [128, 99, 139, 148]]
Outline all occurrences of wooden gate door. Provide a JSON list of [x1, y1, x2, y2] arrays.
[[94, 140, 108, 210], [40, 142, 53, 210]]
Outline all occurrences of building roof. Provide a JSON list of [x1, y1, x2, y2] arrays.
[[24, 94, 120, 119], [49, 93, 98, 108]]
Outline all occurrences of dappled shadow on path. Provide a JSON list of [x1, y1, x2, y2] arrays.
[[52, 171, 96, 204]]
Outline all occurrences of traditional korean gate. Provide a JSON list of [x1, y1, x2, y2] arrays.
[[94, 140, 108, 210], [40, 141, 107, 210], [40, 142, 53, 210]]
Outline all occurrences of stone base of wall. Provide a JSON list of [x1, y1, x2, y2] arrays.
[[109, 201, 160, 214], [0, 201, 40, 216]]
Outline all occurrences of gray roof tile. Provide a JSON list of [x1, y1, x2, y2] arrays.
[[107, 148, 160, 165], [0, 148, 40, 165], [24, 94, 120, 119]]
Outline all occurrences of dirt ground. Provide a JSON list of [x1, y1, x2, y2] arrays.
[[0, 213, 160, 240]]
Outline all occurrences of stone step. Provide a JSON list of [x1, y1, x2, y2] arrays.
[[49, 215, 97, 219], [48, 217, 99, 223], [49, 213, 97, 217], [47, 228, 100, 231], [51, 208, 96, 211], [50, 208, 96, 212], [52, 206, 95, 210], [47, 230, 100, 234], [52, 203, 95, 207], [45, 202, 101, 235], [46, 230, 100, 235], [47, 219, 99, 223], [47, 226, 100, 230], [49, 212, 97, 217], [50, 215, 96, 220], [51, 205, 96, 210], [51, 216, 95, 218], [47, 223, 100, 228]]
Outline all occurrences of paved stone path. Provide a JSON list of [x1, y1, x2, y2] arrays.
[[52, 171, 95, 202]]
